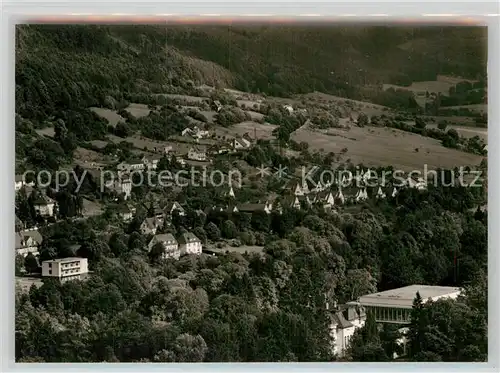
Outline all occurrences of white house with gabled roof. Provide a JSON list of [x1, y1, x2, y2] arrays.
[[148, 233, 180, 260], [178, 232, 202, 255]]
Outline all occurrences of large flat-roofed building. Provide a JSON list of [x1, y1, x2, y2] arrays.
[[348, 285, 461, 324], [41, 257, 89, 283]]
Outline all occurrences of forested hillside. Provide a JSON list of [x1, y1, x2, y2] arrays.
[[15, 24, 488, 363], [16, 24, 487, 121]]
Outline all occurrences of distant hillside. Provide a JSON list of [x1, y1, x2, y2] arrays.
[[16, 24, 487, 122], [161, 25, 487, 95]]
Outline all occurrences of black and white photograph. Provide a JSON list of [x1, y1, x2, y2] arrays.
[[14, 19, 488, 363]]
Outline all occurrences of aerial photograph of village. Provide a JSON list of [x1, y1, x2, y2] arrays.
[[14, 23, 487, 363]]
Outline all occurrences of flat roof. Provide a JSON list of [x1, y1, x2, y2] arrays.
[[42, 257, 86, 263], [357, 285, 461, 308]]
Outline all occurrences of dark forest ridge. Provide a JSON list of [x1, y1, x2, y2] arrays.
[[16, 25, 486, 110]]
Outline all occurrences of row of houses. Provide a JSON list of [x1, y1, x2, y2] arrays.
[[22, 230, 203, 284], [38, 232, 202, 283], [205, 170, 428, 216], [116, 155, 163, 174], [287, 172, 427, 198], [147, 232, 202, 260]]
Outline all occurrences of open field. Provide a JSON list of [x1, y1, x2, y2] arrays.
[[435, 74, 479, 85], [383, 81, 453, 95], [89, 107, 124, 127], [426, 124, 488, 142], [169, 135, 217, 146], [108, 134, 207, 157], [422, 115, 479, 126], [237, 100, 262, 110], [215, 121, 277, 140], [296, 91, 390, 116], [16, 276, 43, 292], [291, 126, 484, 172], [89, 140, 109, 149], [74, 147, 108, 163], [245, 110, 265, 121], [82, 198, 104, 217], [125, 103, 151, 118], [155, 94, 208, 104], [73, 146, 116, 169], [35, 127, 55, 138], [439, 104, 487, 114], [107, 134, 169, 152], [199, 110, 217, 123]]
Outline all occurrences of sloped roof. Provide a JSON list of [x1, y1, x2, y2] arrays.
[[33, 194, 54, 206], [150, 233, 177, 246], [16, 230, 43, 249], [143, 217, 160, 230], [22, 230, 43, 245], [164, 201, 184, 213], [177, 232, 200, 245], [331, 311, 354, 329], [15, 215, 23, 230], [237, 203, 266, 212]]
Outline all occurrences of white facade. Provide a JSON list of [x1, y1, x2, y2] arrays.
[[354, 188, 368, 202], [140, 217, 161, 235], [120, 211, 133, 222], [329, 305, 367, 358], [118, 179, 132, 200], [182, 241, 202, 255], [289, 196, 301, 209], [117, 161, 145, 173], [351, 285, 462, 325], [15, 176, 35, 191], [143, 157, 159, 170], [187, 148, 207, 161], [165, 202, 185, 217], [15, 229, 42, 257], [178, 233, 202, 255], [41, 257, 88, 283], [148, 234, 180, 260], [34, 198, 55, 218], [376, 186, 386, 199]]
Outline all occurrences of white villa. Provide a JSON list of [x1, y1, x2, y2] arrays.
[[33, 194, 56, 218], [148, 233, 180, 260], [15, 229, 43, 257], [177, 232, 202, 256]]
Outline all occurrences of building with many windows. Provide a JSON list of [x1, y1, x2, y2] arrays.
[[41, 257, 88, 283], [177, 232, 202, 255], [339, 285, 462, 358], [348, 285, 461, 324], [148, 233, 180, 260]]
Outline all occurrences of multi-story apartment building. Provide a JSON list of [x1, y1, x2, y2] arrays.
[[41, 257, 88, 283]]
